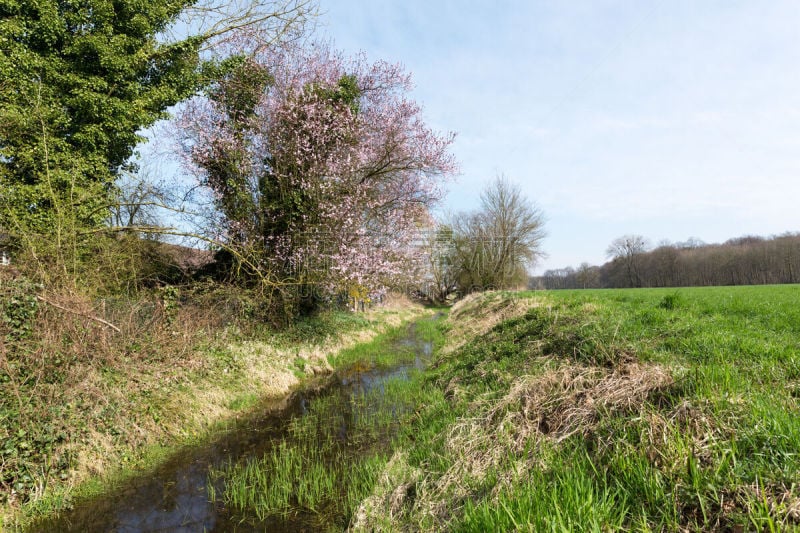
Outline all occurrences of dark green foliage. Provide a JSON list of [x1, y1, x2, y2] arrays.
[[201, 58, 272, 245], [2, 278, 39, 340], [158, 285, 179, 326], [311, 73, 360, 114], [206, 56, 274, 123], [0, 0, 201, 234]]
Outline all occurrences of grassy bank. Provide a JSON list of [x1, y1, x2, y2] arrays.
[[0, 283, 429, 530], [354, 287, 800, 531]]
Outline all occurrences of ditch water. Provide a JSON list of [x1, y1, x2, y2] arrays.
[[30, 323, 434, 532]]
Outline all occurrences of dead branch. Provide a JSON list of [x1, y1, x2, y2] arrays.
[[36, 296, 121, 333]]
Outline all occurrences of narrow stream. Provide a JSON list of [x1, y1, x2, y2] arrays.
[[31, 323, 433, 532]]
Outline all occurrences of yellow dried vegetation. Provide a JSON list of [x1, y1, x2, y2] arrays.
[[414, 362, 675, 525]]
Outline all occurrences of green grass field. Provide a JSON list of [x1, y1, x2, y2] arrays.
[[355, 286, 800, 531]]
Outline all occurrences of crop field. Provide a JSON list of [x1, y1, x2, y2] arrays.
[[355, 286, 800, 531]]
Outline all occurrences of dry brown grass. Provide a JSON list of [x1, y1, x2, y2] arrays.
[[740, 481, 800, 528], [635, 398, 719, 477], [0, 290, 235, 502], [403, 361, 675, 527], [495, 362, 674, 444], [350, 451, 422, 532]]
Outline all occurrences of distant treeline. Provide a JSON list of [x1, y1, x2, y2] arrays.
[[534, 233, 800, 289]]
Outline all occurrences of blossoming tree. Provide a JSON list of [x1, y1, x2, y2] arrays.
[[178, 42, 456, 315]]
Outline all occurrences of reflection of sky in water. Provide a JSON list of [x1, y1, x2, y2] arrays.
[[111, 461, 214, 532], [35, 326, 433, 533]]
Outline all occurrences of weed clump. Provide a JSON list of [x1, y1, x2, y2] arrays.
[[658, 291, 685, 310], [494, 362, 674, 443]]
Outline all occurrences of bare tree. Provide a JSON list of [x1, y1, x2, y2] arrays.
[[537, 232, 800, 290], [421, 225, 459, 303], [575, 262, 600, 288], [165, 0, 317, 53], [108, 168, 182, 236], [606, 234, 650, 287], [452, 177, 546, 292]]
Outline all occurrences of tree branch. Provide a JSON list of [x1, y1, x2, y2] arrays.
[[36, 296, 121, 333]]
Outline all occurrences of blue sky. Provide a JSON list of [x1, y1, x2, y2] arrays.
[[316, 1, 800, 273]]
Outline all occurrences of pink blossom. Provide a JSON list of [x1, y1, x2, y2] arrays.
[[176, 40, 457, 296]]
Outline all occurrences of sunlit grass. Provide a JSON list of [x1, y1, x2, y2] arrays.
[[460, 449, 630, 533], [213, 441, 386, 527], [210, 314, 447, 528], [327, 312, 444, 369], [363, 286, 800, 531]]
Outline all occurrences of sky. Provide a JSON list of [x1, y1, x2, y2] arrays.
[[314, 1, 800, 273]]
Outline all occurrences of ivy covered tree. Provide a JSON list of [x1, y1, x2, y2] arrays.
[[178, 42, 456, 315], [0, 0, 312, 238]]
